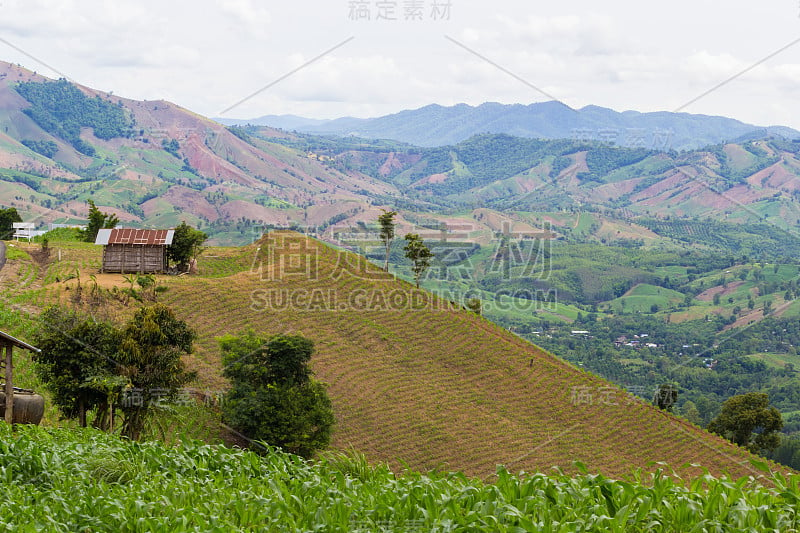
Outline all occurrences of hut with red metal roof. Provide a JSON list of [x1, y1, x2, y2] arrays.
[[95, 228, 174, 273]]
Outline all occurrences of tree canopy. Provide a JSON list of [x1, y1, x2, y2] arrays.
[[33, 304, 196, 439], [167, 221, 207, 271], [81, 199, 119, 243], [15, 79, 133, 156], [707, 392, 783, 454], [0, 207, 22, 240], [116, 304, 197, 439], [378, 209, 397, 271], [403, 233, 434, 288], [32, 306, 120, 427], [220, 332, 333, 458], [653, 383, 678, 412]]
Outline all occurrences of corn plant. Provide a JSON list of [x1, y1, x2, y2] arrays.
[[0, 424, 797, 532]]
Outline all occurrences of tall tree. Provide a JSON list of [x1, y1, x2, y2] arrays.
[[116, 304, 196, 440], [707, 392, 783, 454], [377, 209, 397, 271], [466, 298, 482, 315], [403, 233, 434, 288], [82, 199, 119, 243], [34, 304, 195, 436], [0, 207, 22, 240], [220, 332, 334, 458], [167, 221, 207, 272], [32, 306, 120, 427]]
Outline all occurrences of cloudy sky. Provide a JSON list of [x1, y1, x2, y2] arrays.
[[1, 0, 799, 128]]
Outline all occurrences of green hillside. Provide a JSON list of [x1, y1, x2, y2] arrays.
[[0, 232, 786, 481]]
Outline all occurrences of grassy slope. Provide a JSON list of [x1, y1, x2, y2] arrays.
[[607, 283, 686, 314], [160, 232, 775, 479], [0, 234, 782, 481]]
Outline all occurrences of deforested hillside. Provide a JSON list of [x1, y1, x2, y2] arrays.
[[0, 233, 784, 480], [151, 231, 773, 479]]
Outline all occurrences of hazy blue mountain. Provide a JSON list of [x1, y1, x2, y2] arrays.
[[219, 102, 800, 151]]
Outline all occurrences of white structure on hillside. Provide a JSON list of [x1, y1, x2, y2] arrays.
[[49, 223, 87, 231], [12, 223, 35, 241]]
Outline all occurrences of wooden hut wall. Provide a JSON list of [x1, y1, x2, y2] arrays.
[[102, 244, 167, 273]]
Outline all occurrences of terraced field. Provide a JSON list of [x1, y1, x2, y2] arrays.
[[0, 234, 783, 480], [155, 232, 774, 480]]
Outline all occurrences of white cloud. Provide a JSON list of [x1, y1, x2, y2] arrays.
[[217, 0, 272, 39], [0, 0, 798, 128]]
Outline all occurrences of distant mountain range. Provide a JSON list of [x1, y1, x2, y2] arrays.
[[0, 61, 402, 244], [216, 102, 800, 151], [4, 59, 800, 245], [266, 131, 800, 230]]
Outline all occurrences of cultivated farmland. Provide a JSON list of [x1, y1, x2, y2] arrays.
[[0, 233, 788, 480]]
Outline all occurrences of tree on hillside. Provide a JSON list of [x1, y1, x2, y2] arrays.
[[403, 233, 434, 289], [653, 383, 678, 412], [34, 304, 195, 436], [0, 207, 22, 240], [33, 306, 121, 428], [378, 209, 397, 271], [681, 400, 703, 426], [167, 221, 207, 272], [82, 199, 119, 243], [707, 392, 783, 454], [116, 304, 197, 440], [220, 332, 334, 458]]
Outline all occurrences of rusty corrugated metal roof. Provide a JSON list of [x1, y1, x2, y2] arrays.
[[95, 229, 174, 246]]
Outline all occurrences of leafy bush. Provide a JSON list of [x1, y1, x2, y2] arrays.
[[220, 332, 334, 458], [167, 221, 207, 271], [33, 304, 196, 438], [161, 138, 180, 158]]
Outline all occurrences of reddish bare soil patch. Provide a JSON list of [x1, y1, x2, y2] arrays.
[[151, 186, 219, 221], [747, 162, 800, 191], [593, 178, 647, 201], [720, 297, 793, 331], [695, 281, 744, 302], [415, 173, 449, 185], [378, 152, 405, 177]]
